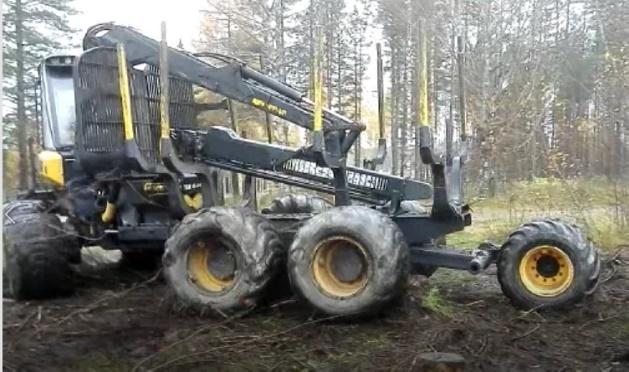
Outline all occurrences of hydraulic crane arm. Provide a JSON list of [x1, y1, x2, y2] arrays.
[[83, 23, 363, 139], [76, 23, 434, 206]]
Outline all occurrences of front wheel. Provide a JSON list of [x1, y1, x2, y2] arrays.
[[3, 212, 75, 299], [288, 206, 409, 316], [497, 219, 600, 310]]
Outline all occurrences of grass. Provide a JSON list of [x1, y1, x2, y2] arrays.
[[448, 219, 519, 250], [451, 177, 629, 251], [420, 287, 454, 318], [470, 176, 625, 212], [228, 177, 627, 252]]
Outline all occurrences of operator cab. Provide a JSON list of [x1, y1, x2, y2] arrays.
[[39, 55, 76, 151]]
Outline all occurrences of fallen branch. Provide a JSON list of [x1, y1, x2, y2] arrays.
[[11, 269, 163, 349], [53, 270, 161, 327], [511, 324, 540, 341], [578, 313, 623, 331], [609, 245, 628, 264]]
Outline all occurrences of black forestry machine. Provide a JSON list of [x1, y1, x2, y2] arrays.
[[2, 23, 600, 316]]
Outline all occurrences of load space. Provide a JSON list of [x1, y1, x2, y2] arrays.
[[2, 23, 601, 318]]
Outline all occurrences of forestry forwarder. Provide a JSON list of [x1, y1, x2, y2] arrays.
[[3, 23, 600, 316]]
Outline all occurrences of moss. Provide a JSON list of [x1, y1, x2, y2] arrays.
[[421, 287, 454, 318]]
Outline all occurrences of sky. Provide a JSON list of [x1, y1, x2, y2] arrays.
[[70, 0, 207, 50]]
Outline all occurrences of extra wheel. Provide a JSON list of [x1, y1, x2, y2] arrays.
[[163, 207, 283, 313], [3, 212, 75, 299], [262, 193, 331, 214], [497, 219, 600, 310], [288, 206, 409, 316]]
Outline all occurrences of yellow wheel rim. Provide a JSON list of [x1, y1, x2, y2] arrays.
[[311, 236, 369, 298], [518, 245, 574, 297], [187, 239, 236, 293]]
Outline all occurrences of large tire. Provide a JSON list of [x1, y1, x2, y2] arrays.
[[3, 213, 75, 299], [163, 207, 283, 313], [262, 193, 331, 214], [4, 199, 81, 263], [288, 206, 409, 316], [261, 193, 332, 298], [3, 200, 47, 222], [497, 219, 601, 310]]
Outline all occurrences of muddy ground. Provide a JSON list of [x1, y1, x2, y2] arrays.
[[3, 249, 628, 372]]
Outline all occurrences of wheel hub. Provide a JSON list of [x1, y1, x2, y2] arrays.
[[518, 245, 574, 297], [311, 236, 369, 298], [187, 238, 236, 293]]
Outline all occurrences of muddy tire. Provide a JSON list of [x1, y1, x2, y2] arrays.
[[288, 206, 409, 316], [3, 213, 75, 299], [3, 200, 47, 221], [163, 207, 283, 313], [262, 193, 331, 214], [4, 200, 81, 263], [261, 193, 332, 298], [497, 219, 601, 310]]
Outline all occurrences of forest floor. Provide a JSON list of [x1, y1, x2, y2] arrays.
[[4, 179, 629, 371], [3, 246, 628, 371]]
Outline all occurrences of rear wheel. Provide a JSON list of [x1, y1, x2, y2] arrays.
[[288, 206, 409, 316], [497, 219, 600, 310], [163, 207, 283, 313]]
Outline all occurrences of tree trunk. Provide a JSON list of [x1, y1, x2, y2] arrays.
[[390, 46, 399, 175], [353, 41, 361, 167], [400, 37, 409, 177], [16, 0, 28, 190]]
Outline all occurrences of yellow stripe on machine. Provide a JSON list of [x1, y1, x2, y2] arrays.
[[117, 44, 135, 140], [313, 32, 323, 132], [418, 24, 429, 127], [38, 150, 64, 187]]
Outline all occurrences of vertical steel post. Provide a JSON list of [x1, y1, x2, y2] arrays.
[[159, 22, 170, 142]]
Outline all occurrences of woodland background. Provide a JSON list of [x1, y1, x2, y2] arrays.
[[3, 0, 628, 243]]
